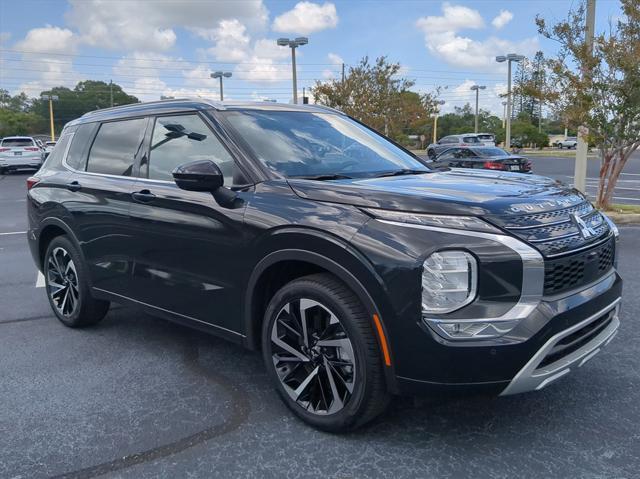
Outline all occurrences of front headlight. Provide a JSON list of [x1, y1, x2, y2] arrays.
[[422, 250, 477, 314], [362, 208, 500, 234]]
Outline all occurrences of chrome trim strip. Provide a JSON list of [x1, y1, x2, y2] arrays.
[[504, 206, 597, 231], [500, 298, 621, 396], [543, 232, 613, 258], [377, 220, 544, 327], [528, 231, 580, 243], [92, 287, 245, 337]]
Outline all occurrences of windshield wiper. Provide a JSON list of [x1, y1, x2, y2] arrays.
[[373, 169, 429, 178], [289, 174, 353, 181]]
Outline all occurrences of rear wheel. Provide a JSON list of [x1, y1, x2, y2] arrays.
[[262, 273, 389, 432], [44, 236, 110, 327]]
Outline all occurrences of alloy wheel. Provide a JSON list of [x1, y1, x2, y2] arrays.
[[46, 247, 80, 317], [270, 298, 357, 415]]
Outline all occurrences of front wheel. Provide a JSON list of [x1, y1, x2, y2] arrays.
[[44, 235, 110, 327], [262, 273, 389, 432]]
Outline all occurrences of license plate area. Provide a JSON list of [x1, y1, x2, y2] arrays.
[[14, 151, 22, 156], [509, 165, 520, 171]]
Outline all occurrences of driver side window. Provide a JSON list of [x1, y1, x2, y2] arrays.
[[146, 114, 237, 184]]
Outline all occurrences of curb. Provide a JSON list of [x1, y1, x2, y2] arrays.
[[603, 212, 640, 225]]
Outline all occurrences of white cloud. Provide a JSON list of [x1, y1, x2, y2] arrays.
[[15, 26, 77, 54], [492, 10, 514, 29], [272, 1, 338, 34], [416, 3, 484, 33], [11, 26, 80, 96], [323, 52, 343, 79], [202, 19, 251, 63], [66, 0, 268, 51], [416, 3, 537, 70]]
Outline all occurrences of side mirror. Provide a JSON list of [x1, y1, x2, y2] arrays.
[[172, 160, 224, 192]]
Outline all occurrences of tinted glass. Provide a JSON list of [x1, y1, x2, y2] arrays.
[[2, 138, 34, 147], [148, 114, 236, 183], [223, 111, 429, 178], [66, 123, 99, 170], [42, 133, 71, 169], [86, 119, 146, 176], [476, 134, 495, 141], [462, 136, 481, 143]]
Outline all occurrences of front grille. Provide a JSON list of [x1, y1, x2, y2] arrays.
[[488, 200, 611, 257], [543, 237, 615, 295], [538, 308, 615, 369]]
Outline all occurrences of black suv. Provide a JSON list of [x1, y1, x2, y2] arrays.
[[27, 100, 622, 431]]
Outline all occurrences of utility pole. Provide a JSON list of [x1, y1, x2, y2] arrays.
[[502, 101, 507, 129], [574, 0, 596, 193], [41, 94, 59, 141], [470, 85, 486, 133], [109, 80, 113, 107], [277, 37, 308, 104], [341, 63, 345, 83]]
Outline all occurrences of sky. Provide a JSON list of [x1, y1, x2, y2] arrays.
[[0, 0, 624, 115]]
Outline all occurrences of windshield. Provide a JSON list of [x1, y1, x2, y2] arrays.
[[473, 147, 509, 157], [2, 138, 34, 147], [222, 110, 429, 178]]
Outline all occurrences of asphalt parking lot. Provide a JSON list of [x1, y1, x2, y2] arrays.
[[1, 171, 639, 479]]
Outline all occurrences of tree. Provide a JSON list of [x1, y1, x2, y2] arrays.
[[312, 56, 440, 140], [436, 103, 503, 139], [537, 0, 640, 209], [30, 81, 139, 133], [0, 109, 46, 137]]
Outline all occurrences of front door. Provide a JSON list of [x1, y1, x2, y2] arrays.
[[127, 113, 253, 334]]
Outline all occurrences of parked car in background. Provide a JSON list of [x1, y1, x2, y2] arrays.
[[558, 137, 578, 149], [427, 134, 483, 158], [431, 146, 532, 173], [0, 136, 44, 174], [44, 140, 57, 159], [474, 133, 496, 146]]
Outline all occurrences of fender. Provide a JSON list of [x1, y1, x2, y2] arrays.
[[243, 230, 399, 391], [36, 217, 88, 277]]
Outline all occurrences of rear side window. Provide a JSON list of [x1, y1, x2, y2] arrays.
[[86, 118, 146, 176], [463, 136, 481, 143], [42, 133, 72, 169], [2, 138, 34, 147], [66, 123, 99, 170]]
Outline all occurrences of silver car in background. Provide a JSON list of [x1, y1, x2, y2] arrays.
[[0, 136, 44, 174]]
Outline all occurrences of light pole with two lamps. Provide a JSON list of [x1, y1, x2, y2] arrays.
[[495, 53, 524, 149], [277, 37, 308, 104], [210, 71, 232, 101]]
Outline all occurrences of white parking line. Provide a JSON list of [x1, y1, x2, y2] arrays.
[[36, 272, 45, 288], [0, 231, 27, 236]]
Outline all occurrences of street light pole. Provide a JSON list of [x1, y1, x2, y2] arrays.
[[210, 71, 232, 101], [277, 37, 308, 104], [470, 85, 486, 133], [502, 101, 507, 129], [432, 100, 446, 144], [41, 94, 59, 141], [496, 54, 524, 149]]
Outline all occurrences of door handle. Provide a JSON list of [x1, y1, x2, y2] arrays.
[[131, 189, 156, 203], [66, 181, 82, 192]]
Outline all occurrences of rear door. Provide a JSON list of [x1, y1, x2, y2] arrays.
[[65, 117, 150, 296], [126, 112, 253, 334]]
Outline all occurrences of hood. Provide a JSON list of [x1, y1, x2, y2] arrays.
[[287, 168, 585, 216]]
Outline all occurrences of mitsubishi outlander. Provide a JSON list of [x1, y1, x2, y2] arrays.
[[26, 99, 622, 431]]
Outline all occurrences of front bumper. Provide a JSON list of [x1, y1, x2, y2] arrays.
[[394, 271, 622, 396]]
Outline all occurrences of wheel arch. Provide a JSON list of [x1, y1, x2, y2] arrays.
[[243, 233, 397, 390], [37, 217, 85, 271]]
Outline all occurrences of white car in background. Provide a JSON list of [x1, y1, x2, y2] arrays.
[[44, 140, 57, 158], [0, 136, 44, 174], [558, 137, 578, 149]]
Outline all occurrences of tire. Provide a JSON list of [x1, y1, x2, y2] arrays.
[[0, 168, 5, 175], [44, 235, 110, 327], [262, 273, 390, 432]]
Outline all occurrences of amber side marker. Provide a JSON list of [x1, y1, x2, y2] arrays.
[[372, 314, 391, 367]]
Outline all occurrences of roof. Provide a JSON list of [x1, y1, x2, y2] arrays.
[[72, 98, 344, 126], [1, 136, 34, 140]]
